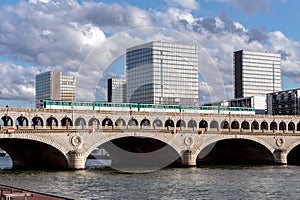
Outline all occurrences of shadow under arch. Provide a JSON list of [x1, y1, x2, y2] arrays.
[[0, 138, 69, 170], [197, 138, 275, 165], [85, 136, 182, 172]]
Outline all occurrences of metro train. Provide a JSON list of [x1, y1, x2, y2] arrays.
[[41, 100, 255, 115]]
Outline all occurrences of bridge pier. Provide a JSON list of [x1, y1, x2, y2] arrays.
[[273, 149, 287, 165], [67, 151, 86, 169], [181, 150, 197, 167]]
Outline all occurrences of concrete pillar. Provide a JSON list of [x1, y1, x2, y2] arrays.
[[274, 149, 287, 165], [181, 150, 197, 167], [68, 151, 86, 169]]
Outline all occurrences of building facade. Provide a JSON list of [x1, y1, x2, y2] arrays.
[[107, 78, 126, 103], [234, 50, 282, 98], [126, 41, 199, 106], [35, 71, 76, 108], [267, 89, 300, 115]]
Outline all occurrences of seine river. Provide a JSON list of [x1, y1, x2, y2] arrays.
[[1, 156, 300, 199]]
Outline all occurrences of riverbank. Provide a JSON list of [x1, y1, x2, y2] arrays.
[[0, 184, 73, 200]]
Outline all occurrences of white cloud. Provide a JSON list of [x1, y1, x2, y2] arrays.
[[165, 0, 199, 10]]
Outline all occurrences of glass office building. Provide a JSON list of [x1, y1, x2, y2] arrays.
[[126, 41, 199, 106], [234, 50, 282, 98], [107, 78, 126, 103], [35, 71, 76, 108]]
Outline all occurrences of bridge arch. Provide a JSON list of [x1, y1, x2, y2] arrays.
[[176, 119, 186, 128], [1, 116, 13, 126], [153, 118, 162, 127], [270, 121, 277, 131], [279, 121, 286, 131], [241, 120, 250, 129], [199, 119, 208, 129], [231, 120, 239, 129], [102, 118, 113, 127], [210, 120, 218, 129], [32, 116, 44, 126], [61, 116, 73, 126], [88, 117, 100, 127], [221, 120, 229, 129], [75, 117, 86, 126], [297, 122, 300, 131], [261, 121, 268, 130], [251, 120, 259, 130], [141, 118, 151, 127], [0, 136, 70, 169], [46, 116, 58, 126], [288, 121, 295, 131], [165, 119, 174, 127], [16, 115, 29, 126], [128, 118, 138, 126], [188, 119, 197, 128], [115, 118, 126, 127], [197, 136, 275, 165]]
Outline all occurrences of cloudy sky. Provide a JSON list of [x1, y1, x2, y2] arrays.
[[0, 0, 299, 107]]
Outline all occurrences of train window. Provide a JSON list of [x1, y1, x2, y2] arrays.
[[201, 106, 208, 110]]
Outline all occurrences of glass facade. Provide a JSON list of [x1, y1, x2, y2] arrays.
[[126, 41, 199, 106], [234, 50, 282, 98], [107, 78, 126, 103], [35, 71, 76, 108]]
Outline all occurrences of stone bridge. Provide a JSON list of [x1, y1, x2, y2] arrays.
[[1, 107, 300, 171]]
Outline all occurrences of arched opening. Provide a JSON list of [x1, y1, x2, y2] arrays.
[[220, 120, 229, 129], [279, 121, 286, 131], [297, 122, 300, 131], [197, 139, 275, 165], [231, 120, 239, 129], [210, 120, 219, 129], [128, 118, 138, 126], [0, 139, 69, 169], [270, 121, 277, 131], [288, 122, 295, 131], [176, 120, 186, 128], [115, 118, 126, 127], [88, 117, 100, 127], [102, 118, 113, 127], [251, 121, 259, 130], [32, 116, 43, 126], [46, 116, 58, 126], [165, 119, 174, 127], [241, 121, 250, 129], [141, 118, 151, 127], [153, 119, 162, 127], [16, 116, 29, 126], [61, 117, 73, 126], [75, 117, 86, 126], [97, 136, 181, 170], [199, 120, 208, 129], [261, 121, 268, 131], [188, 120, 197, 128], [1, 116, 13, 126], [287, 144, 300, 165]]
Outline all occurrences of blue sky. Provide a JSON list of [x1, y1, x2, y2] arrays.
[[0, 0, 299, 107]]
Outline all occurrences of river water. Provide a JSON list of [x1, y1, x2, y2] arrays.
[[1, 156, 300, 199]]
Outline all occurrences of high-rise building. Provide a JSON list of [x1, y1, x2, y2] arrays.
[[267, 88, 300, 115], [35, 71, 76, 108], [107, 78, 126, 103], [126, 41, 199, 106], [234, 50, 282, 98]]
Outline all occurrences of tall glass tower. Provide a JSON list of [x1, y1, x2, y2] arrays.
[[234, 50, 282, 98], [126, 41, 199, 106]]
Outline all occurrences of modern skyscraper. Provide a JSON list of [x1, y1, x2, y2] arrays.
[[126, 41, 199, 106], [234, 50, 282, 98], [35, 71, 76, 108], [107, 78, 126, 103]]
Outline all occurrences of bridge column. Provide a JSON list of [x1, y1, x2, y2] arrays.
[[68, 150, 86, 169], [274, 149, 287, 165], [181, 150, 197, 167]]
